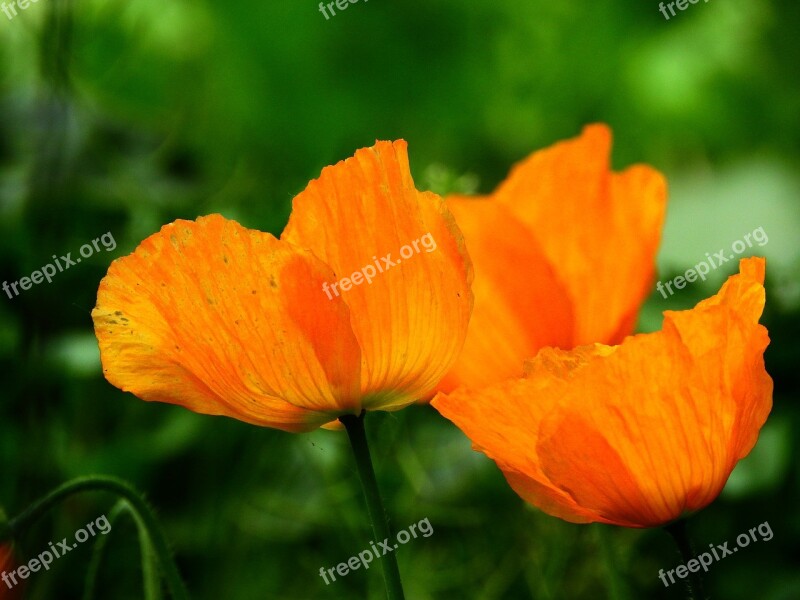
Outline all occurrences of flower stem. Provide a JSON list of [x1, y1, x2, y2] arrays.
[[340, 411, 405, 600], [4, 475, 189, 600], [664, 519, 706, 600]]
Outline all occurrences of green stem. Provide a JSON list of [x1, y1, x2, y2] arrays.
[[83, 500, 162, 600], [84, 501, 124, 600], [664, 519, 706, 600], [4, 475, 189, 600], [340, 411, 405, 600]]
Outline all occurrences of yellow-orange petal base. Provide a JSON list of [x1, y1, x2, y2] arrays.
[[433, 258, 772, 528]]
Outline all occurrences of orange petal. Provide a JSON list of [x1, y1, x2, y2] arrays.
[[282, 140, 473, 410], [92, 215, 362, 433], [436, 197, 574, 392], [493, 124, 667, 346], [433, 258, 771, 527]]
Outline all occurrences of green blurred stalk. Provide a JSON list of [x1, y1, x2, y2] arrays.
[[595, 525, 632, 600], [341, 411, 406, 600], [84, 500, 162, 600], [5, 475, 188, 600], [665, 519, 706, 600]]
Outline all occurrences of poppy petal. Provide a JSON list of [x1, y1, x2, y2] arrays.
[[433, 258, 771, 527], [493, 124, 667, 345], [282, 140, 473, 410], [434, 373, 599, 524], [436, 197, 574, 392], [92, 214, 362, 433]]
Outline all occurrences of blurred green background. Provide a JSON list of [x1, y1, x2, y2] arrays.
[[1, 0, 799, 598]]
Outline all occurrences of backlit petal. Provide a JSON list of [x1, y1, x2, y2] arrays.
[[92, 214, 362, 433], [433, 258, 771, 527], [282, 140, 473, 410], [494, 124, 667, 345], [436, 197, 574, 392]]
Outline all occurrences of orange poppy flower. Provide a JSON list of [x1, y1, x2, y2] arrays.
[[92, 141, 473, 432], [433, 258, 772, 528], [438, 124, 667, 391]]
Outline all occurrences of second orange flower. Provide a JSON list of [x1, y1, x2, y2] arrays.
[[439, 124, 668, 391]]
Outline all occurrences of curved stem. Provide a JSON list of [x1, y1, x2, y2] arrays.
[[664, 519, 706, 600], [340, 411, 405, 600], [4, 475, 189, 600], [83, 500, 162, 600], [84, 500, 126, 600]]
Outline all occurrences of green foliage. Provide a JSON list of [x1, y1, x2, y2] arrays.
[[1, 0, 799, 598]]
